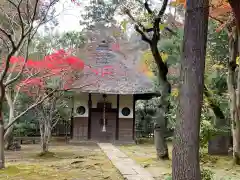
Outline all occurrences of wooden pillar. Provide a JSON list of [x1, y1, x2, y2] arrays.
[[115, 94, 119, 140], [132, 95, 136, 140], [70, 116, 73, 139], [70, 96, 74, 139], [87, 93, 92, 139]]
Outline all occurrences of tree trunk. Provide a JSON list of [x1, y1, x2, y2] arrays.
[[232, 128, 240, 164], [0, 117, 4, 169], [151, 56, 170, 159], [4, 109, 14, 150], [172, 0, 209, 179], [4, 89, 15, 150], [154, 126, 168, 159], [40, 122, 46, 153], [154, 79, 170, 160], [149, 32, 171, 159], [40, 120, 52, 153], [235, 28, 240, 165], [0, 84, 5, 169], [152, 87, 170, 160], [42, 131, 49, 154], [4, 126, 14, 150], [227, 26, 240, 165]]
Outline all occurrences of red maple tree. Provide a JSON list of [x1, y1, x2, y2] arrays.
[[3, 49, 85, 133], [7, 49, 85, 96]]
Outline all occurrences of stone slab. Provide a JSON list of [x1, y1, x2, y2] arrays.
[[98, 143, 155, 180], [208, 134, 231, 155], [123, 175, 154, 180]]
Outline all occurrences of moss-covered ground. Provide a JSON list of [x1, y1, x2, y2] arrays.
[[119, 142, 240, 180], [0, 143, 123, 180]]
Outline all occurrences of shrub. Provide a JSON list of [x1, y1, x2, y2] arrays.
[[163, 169, 214, 180], [201, 168, 214, 180]]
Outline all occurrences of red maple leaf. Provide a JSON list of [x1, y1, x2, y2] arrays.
[[10, 49, 84, 96]]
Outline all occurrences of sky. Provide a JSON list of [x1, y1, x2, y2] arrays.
[[42, 0, 175, 34], [54, 0, 85, 33]]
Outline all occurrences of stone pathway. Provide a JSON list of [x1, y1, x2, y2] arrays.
[[98, 143, 155, 180]]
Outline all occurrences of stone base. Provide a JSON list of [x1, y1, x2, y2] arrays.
[[69, 139, 135, 145], [208, 134, 232, 155], [7, 142, 21, 151]]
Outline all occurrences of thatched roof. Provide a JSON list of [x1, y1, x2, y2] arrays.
[[71, 23, 156, 94]]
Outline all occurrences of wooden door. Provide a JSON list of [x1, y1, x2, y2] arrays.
[[91, 111, 116, 141]]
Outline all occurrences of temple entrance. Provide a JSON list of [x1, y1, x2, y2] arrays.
[[90, 110, 117, 142]]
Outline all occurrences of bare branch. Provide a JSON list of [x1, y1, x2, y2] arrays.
[[4, 89, 57, 131], [144, 0, 153, 14], [12, 86, 20, 106], [0, 28, 16, 49], [165, 27, 177, 36], [0, 50, 16, 83], [152, 0, 169, 43], [5, 34, 31, 86], [0, 36, 10, 51], [134, 25, 152, 44], [158, 0, 168, 18], [209, 15, 224, 24], [0, 6, 20, 36], [25, 0, 31, 24], [51, 116, 60, 130], [0, 0, 58, 84], [124, 8, 142, 28], [30, 0, 40, 23], [8, 0, 25, 37]]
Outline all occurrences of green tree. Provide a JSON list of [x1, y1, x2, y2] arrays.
[[79, 0, 121, 26]]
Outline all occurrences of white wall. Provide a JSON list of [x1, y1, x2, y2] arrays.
[[73, 93, 134, 119], [119, 95, 133, 118], [91, 93, 117, 108], [73, 92, 89, 117]]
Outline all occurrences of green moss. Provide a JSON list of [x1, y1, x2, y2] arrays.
[[0, 166, 20, 175], [200, 152, 218, 164], [33, 151, 76, 160], [134, 157, 155, 164], [0, 144, 123, 180], [135, 138, 154, 144], [120, 143, 240, 180], [37, 151, 56, 158]]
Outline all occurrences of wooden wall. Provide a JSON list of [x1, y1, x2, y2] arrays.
[[119, 118, 133, 141], [73, 117, 88, 140]]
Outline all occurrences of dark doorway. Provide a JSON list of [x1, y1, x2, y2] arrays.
[[90, 109, 117, 142]]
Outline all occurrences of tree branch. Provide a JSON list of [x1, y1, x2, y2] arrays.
[[144, 0, 153, 14], [152, 0, 169, 42], [124, 8, 149, 33], [134, 25, 152, 44], [0, 0, 57, 85], [30, 0, 40, 22], [0, 36, 10, 51], [0, 50, 16, 83], [158, 0, 169, 18], [0, 28, 16, 49], [8, 0, 25, 37], [5, 34, 31, 86], [165, 27, 177, 36], [4, 89, 57, 131]]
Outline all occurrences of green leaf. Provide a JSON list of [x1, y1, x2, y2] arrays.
[[121, 19, 128, 32], [159, 24, 167, 31], [145, 23, 153, 29]]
